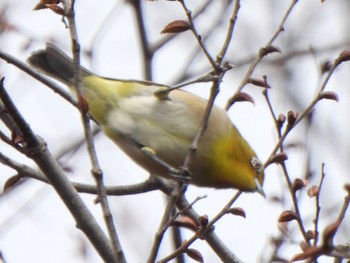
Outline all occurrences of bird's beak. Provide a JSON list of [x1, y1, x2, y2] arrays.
[[254, 177, 266, 198]]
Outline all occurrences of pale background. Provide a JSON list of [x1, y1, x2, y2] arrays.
[[0, 0, 349, 262]]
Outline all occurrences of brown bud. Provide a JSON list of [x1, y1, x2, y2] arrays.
[[260, 45, 281, 56], [247, 78, 268, 88], [198, 215, 209, 228], [320, 61, 332, 75], [277, 114, 286, 130], [230, 92, 254, 104], [4, 175, 22, 192], [186, 248, 204, 263], [278, 210, 298, 223], [335, 50, 350, 66], [266, 152, 288, 167], [344, 183, 350, 194], [292, 178, 307, 192], [287, 111, 298, 128], [227, 207, 246, 218], [161, 20, 190, 34], [172, 216, 198, 232], [307, 185, 319, 197], [318, 91, 339, 102], [305, 230, 316, 241]]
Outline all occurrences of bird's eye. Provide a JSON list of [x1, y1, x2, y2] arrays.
[[251, 157, 262, 171]]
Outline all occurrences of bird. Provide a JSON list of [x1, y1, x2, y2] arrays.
[[28, 43, 265, 195]]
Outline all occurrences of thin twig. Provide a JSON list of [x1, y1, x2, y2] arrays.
[[0, 150, 169, 197], [151, 0, 214, 52], [225, 0, 299, 110], [129, 0, 153, 80], [0, 49, 76, 106], [0, 77, 116, 262], [178, 0, 218, 70], [147, 184, 185, 263], [335, 191, 350, 227], [262, 63, 342, 245], [216, 0, 240, 65], [160, 192, 243, 263], [160, 0, 232, 85], [313, 163, 326, 246], [64, 2, 124, 261], [266, 55, 342, 159], [170, 223, 185, 263], [265, 87, 309, 243], [281, 162, 310, 244]]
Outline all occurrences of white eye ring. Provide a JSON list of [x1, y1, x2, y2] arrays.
[[251, 157, 262, 171]]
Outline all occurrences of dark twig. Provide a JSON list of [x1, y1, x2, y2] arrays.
[[0, 49, 76, 106], [147, 184, 185, 263], [128, 0, 153, 80], [225, 0, 299, 110], [151, 0, 213, 53], [0, 77, 116, 262], [266, 52, 345, 159], [170, 223, 186, 263], [0, 150, 170, 197], [313, 163, 326, 246], [216, 0, 240, 65], [178, 0, 218, 70], [160, 192, 244, 263], [64, 2, 124, 261]]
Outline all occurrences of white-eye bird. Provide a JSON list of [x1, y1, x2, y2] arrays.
[[28, 43, 265, 195]]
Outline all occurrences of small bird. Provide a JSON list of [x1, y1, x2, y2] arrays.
[[28, 43, 265, 195]]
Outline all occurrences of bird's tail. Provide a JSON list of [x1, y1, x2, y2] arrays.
[[27, 43, 92, 85]]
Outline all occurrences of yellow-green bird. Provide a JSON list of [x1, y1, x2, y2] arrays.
[[28, 43, 265, 195]]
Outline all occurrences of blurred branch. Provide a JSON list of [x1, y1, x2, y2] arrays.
[[179, 0, 217, 70], [55, 125, 101, 161], [269, 42, 350, 66], [216, 0, 240, 65], [1, 139, 245, 262], [64, 1, 125, 261], [0, 49, 76, 106], [129, 0, 153, 80], [292, 189, 350, 262], [0, 77, 116, 262], [87, 1, 123, 64], [0, 185, 48, 236], [157, 2, 251, 261], [147, 184, 186, 262], [170, 221, 186, 263], [160, 192, 245, 263], [262, 50, 349, 253], [151, 0, 214, 52], [0, 149, 168, 196], [2, 0, 349, 262], [313, 163, 327, 247], [266, 50, 348, 160], [170, 0, 234, 85], [225, 0, 299, 110]]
